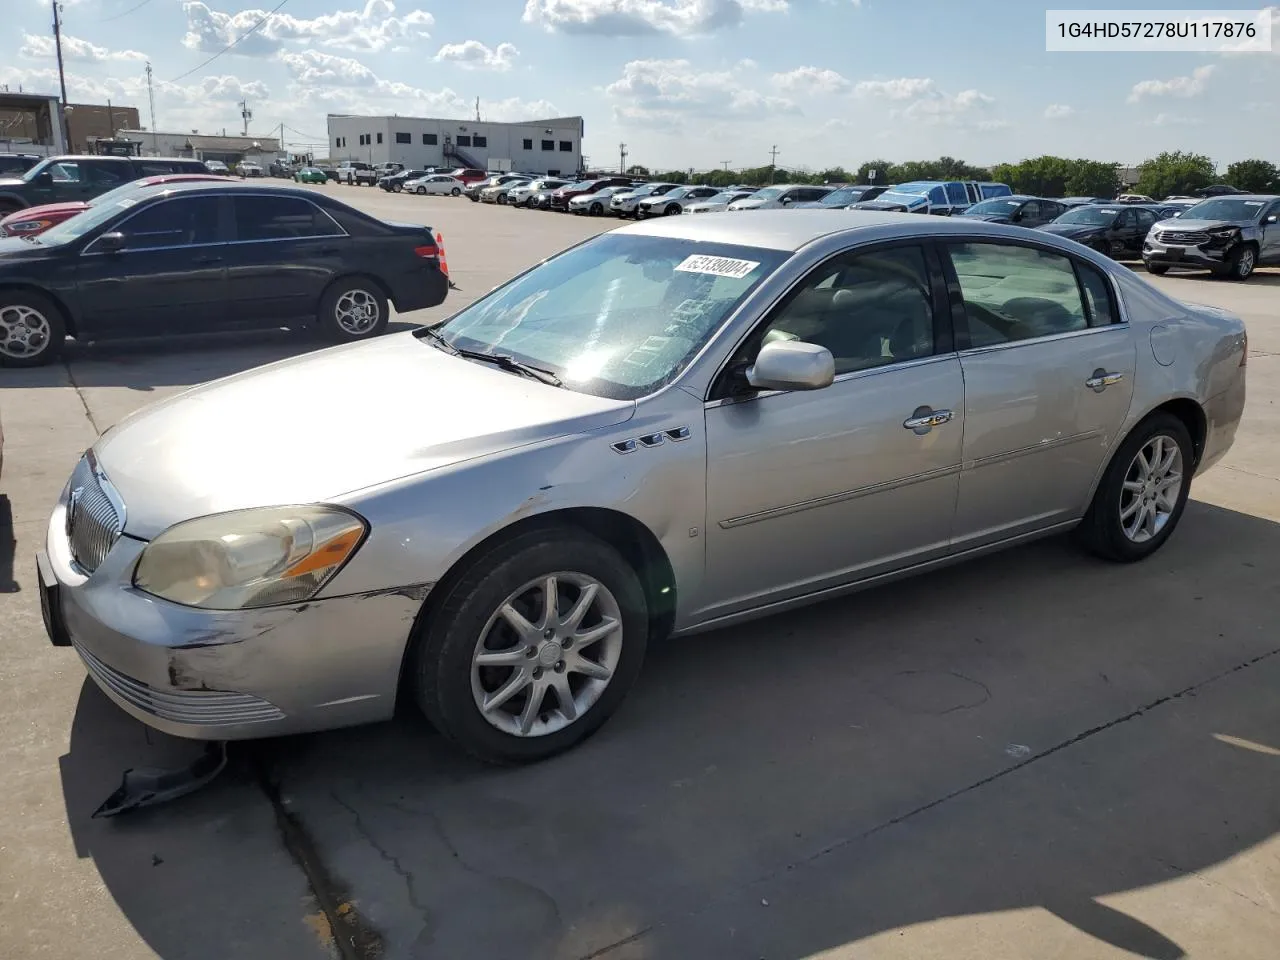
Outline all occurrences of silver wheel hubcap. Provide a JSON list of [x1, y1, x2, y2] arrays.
[[0, 304, 52, 359], [1120, 434, 1183, 543], [1238, 250, 1255, 277], [471, 573, 623, 738], [334, 289, 380, 334]]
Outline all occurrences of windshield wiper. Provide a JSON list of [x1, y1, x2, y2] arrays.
[[415, 324, 461, 355], [457, 349, 563, 387]]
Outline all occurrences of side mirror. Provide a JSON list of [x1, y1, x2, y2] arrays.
[[1266, 214, 1279, 224], [780, 196, 793, 205], [747, 340, 835, 392], [36, 170, 53, 185], [96, 231, 126, 253]]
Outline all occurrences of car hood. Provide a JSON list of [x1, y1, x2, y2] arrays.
[[1154, 218, 1244, 231], [94, 333, 636, 538], [0, 235, 58, 260], [0, 178, 24, 189], [0, 200, 88, 223], [1039, 222, 1104, 237]]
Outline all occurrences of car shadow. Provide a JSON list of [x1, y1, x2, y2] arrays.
[[60, 501, 1280, 959], [0, 496, 17, 593]]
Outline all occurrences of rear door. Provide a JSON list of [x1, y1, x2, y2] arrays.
[[75, 194, 230, 337], [1130, 208, 1158, 256], [942, 240, 1135, 548], [1262, 200, 1280, 263], [225, 194, 348, 324]]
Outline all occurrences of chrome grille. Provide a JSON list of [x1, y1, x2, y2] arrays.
[[1157, 230, 1210, 245], [77, 643, 285, 725], [66, 456, 122, 574]]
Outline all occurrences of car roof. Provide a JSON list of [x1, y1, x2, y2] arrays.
[[615, 208, 1106, 253], [120, 180, 340, 202]]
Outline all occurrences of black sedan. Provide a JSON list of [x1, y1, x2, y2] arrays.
[[954, 195, 1065, 227], [0, 181, 449, 366], [1036, 203, 1162, 260]]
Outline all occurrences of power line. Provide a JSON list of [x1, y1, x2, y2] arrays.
[[285, 124, 325, 141], [167, 0, 288, 84], [100, 0, 156, 23]]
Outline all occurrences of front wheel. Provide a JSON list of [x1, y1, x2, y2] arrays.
[[664, 204, 680, 216], [0, 290, 65, 367], [1145, 262, 1169, 275], [497, 194, 507, 205], [412, 530, 649, 764], [468, 193, 479, 202], [318, 279, 389, 343], [416, 186, 426, 195], [1076, 412, 1193, 562], [393, 183, 402, 193], [1224, 245, 1257, 281], [590, 202, 603, 216]]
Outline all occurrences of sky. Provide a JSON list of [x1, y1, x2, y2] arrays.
[[3, 0, 1278, 172]]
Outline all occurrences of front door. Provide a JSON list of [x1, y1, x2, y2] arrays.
[[697, 242, 963, 623], [1260, 200, 1280, 264], [75, 195, 230, 338], [943, 240, 1136, 549]]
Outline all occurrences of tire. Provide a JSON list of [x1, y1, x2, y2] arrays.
[[664, 204, 680, 216], [1076, 412, 1194, 563], [451, 187, 461, 197], [590, 202, 603, 216], [317, 278, 389, 343], [0, 289, 66, 368], [1145, 262, 1169, 275], [497, 194, 507, 205], [469, 193, 480, 202], [416, 186, 426, 195], [393, 183, 402, 193], [412, 529, 649, 764], [1224, 245, 1257, 281]]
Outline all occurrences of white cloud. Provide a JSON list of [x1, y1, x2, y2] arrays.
[[771, 66, 850, 94], [605, 58, 797, 126], [853, 77, 936, 100], [0, 65, 266, 107], [434, 41, 519, 71], [20, 33, 146, 63], [1044, 103, 1075, 119], [890, 87, 1000, 127], [182, 0, 433, 56], [1145, 113, 1204, 127], [521, 0, 782, 37], [1127, 65, 1214, 102]]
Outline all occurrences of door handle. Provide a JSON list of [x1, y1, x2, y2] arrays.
[[316, 246, 340, 256], [1085, 370, 1125, 391], [191, 255, 223, 265], [903, 408, 954, 431]]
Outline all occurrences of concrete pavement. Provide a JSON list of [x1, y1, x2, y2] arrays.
[[1, 191, 1278, 959]]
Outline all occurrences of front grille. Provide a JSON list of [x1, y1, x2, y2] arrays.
[[66, 457, 122, 574], [1158, 230, 1210, 245], [77, 643, 285, 725]]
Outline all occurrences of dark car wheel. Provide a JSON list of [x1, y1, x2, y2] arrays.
[[1145, 262, 1169, 275], [0, 290, 65, 368], [415, 186, 426, 195], [451, 187, 461, 197], [469, 193, 480, 202], [497, 194, 507, 205], [1222, 245, 1257, 281], [590, 202, 604, 215], [318, 279, 389, 343], [412, 529, 648, 764], [664, 204, 680, 216], [393, 183, 402, 193], [1077, 412, 1193, 563]]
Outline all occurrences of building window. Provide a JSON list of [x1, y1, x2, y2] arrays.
[[541, 139, 554, 151], [395, 132, 411, 144], [376, 133, 383, 144], [456, 135, 471, 147], [423, 133, 437, 145], [559, 141, 572, 152], [473, 135, 487, 148], [335, 137, 341, 148], [522, 138, 533, 150]]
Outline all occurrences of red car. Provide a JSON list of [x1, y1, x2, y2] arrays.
[[0, 173, 227, 237], [448, 167, 489, 185]]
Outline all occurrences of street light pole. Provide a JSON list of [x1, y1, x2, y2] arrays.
[[51, 0, 70, 150]]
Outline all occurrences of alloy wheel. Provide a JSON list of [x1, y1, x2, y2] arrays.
[[0, 304, 51, 360], [1119, 434, 1183, 543], [333, 289, 380, 335], [470, 573, 623, 738], [1237, 248, 1255, 278]]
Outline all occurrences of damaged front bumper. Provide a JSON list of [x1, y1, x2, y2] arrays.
[[40, 506, 429, 741]]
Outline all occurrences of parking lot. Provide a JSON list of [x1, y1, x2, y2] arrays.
[[2, 185, 1279, 960]]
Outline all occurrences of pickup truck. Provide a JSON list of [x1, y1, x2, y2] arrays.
[[0, 154, 210, 213], [335, 161, 378, 186], [853, 180, 1012, 216]]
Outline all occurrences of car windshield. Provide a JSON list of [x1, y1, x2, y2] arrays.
[[32, 192, 149, 245], [966, 198, 1023, 215], [431, 233, 790, 400], [746, 186, 785, 202], [877, 191, 927, 205], [819, 187, 863, 206], [891, 182, 934, 196], [1056, 206, 1120, 225], [704, 191, 742, 203], [1181, 197, 1268, 221]]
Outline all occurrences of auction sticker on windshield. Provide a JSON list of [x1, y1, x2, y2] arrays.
[[675, 255, 761, 279]]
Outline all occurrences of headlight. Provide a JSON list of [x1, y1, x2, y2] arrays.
[[133, 505, 367, 610], [1208, 227, 1239, 239]]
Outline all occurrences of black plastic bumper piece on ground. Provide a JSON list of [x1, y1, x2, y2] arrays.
[[92, 741, 228, 818]]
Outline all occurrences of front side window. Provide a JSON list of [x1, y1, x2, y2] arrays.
[[947, 242, 1089, 347], [754, 245, 935, 376], [110, 196, 221, 250], [945, 182, 968, 205], [233, 196, 342, 241], [1135, 209, 1157, 230], [87, 163, 130, 185], [433, 233, 789, 400]]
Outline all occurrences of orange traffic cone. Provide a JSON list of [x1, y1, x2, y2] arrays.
[[436, 231, 459, 289]]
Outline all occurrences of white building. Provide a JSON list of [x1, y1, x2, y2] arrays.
[[326, 113, 584, 176], [114, 129, 281, 164]]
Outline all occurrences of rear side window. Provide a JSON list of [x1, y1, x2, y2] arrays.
[[1076, 261, 1120, 327], [947, 242, 1089, 347], [233, 196, 343, 241]]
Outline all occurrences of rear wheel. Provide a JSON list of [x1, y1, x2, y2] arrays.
[[0, 290, 65, 367], [412, 530, 648, 764], [1077, 413, 1193, 562], [318, 279, 388, 343]]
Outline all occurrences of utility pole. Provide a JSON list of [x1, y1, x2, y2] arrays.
[[145, 61, 157, 155], [619, 142, 627, 175], [238, 99, 252, 137], [278, 121, 285, 161], [769, 145, 779, 184], [721, 161, 731, 171], [51, 0, 70, 150]]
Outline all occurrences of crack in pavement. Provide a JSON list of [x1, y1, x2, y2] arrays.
[[583, 643, 1280, 959], [1222, 464, 1280, 483], [1153, 856, 1276, 915], [62, 360, 102, 436]]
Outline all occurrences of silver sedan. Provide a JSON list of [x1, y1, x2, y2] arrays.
[[38, 212, 1246, 764]]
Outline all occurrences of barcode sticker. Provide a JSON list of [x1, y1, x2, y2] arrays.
[[674, 255, 760, 279]]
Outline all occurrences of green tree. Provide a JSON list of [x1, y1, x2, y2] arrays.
[[1063, 159, 1122, 198], [855, 159, 894, 185], [625, 164, 650, 177], [1225, 159, 1278, 193], [1136, 151, 1216, 200], [655, 169, 688, 184], [817, 166, 851, 184]]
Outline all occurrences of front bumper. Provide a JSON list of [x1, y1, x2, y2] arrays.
[[39, 502, 424, 741], [1143, 236, 1232, 269]]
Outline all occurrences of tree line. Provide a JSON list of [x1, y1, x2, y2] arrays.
[[626, 153, 1279, 200]]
